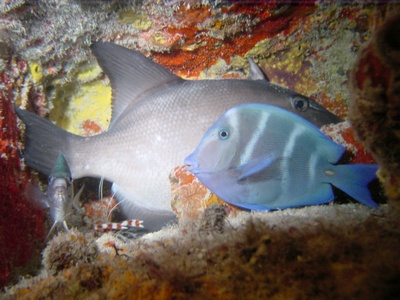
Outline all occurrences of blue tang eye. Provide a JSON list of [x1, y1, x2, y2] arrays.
[[292, 96, 309, 112], [219, 129, 230, 140]]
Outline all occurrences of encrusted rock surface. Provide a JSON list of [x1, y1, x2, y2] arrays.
[[350, 13, 400, 206]]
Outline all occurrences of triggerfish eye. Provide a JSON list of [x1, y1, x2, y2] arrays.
[[292, 95, 309, 112]]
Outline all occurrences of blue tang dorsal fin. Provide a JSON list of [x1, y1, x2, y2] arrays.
[[248, 58, 268, 81], [91, 42, 182, 127]]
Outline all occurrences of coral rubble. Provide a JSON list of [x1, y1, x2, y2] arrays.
[[3, 205, 400, 299]]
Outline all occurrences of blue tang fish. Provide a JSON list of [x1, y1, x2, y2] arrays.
[[185, 104, 379, 210]]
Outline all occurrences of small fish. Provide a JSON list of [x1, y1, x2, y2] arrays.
[[46, 154, 83, 236], [15, 42, 342, 231], [184, 103, 379, 210]]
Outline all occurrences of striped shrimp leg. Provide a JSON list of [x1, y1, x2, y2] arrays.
[[94, 219, 144, 232]]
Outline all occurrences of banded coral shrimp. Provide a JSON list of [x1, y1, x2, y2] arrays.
[[82, 177, 145, 239]]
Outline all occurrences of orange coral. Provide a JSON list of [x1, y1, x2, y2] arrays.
[[82, 120, 103, 136], [152, 4, 317, 78], [170, 166, 240, 220], [83, 196, 118, 226]]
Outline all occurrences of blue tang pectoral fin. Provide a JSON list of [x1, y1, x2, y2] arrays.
[[236, 153, 277, 181], [328, 164, 379, 209]]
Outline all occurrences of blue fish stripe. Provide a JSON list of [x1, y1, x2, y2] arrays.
[[240, 110, 271, 164], [307, 152, 320, 190]]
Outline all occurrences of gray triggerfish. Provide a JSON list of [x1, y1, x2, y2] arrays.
[[15, 42, 342, 231], [184, 103, 379, 210]]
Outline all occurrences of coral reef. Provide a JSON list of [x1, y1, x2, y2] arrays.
[[0, 56, 45, 288], [321, 121, 376, 164], [82, 196, 119, 229], [350, 13, 400, 205], [1, 0, 399, 296], [42, 229, 98, 276], [3, 205, 400, 299], [170, 165, 240, 221]]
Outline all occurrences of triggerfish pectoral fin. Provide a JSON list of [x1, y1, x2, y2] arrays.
[[237, 153, 277, 181], [330, 164, 380, 209]]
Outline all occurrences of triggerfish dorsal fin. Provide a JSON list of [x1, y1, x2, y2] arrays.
[[91, 42, 182, 127], [329, 164, 379, 209], [248, 58, 267, 81]]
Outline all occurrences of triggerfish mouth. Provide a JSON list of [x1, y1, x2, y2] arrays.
[[185, 103, 379, 211], [15, 42, 342, 231]]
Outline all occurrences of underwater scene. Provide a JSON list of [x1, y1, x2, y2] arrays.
[[1, 0, 400, 298]]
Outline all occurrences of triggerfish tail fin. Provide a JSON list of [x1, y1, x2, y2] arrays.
[[15, 106, 75, 176], [330, 164, 380, 209]]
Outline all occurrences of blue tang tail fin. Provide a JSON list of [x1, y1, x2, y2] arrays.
[[330, 164, 379, 209]]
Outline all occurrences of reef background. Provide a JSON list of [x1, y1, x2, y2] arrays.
[[1, 1, 399, 299]]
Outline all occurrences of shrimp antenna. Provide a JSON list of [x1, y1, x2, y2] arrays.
[[46, 221, 58, 241], [98, 177, 105, 200], [106, 190, 123, 222]]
